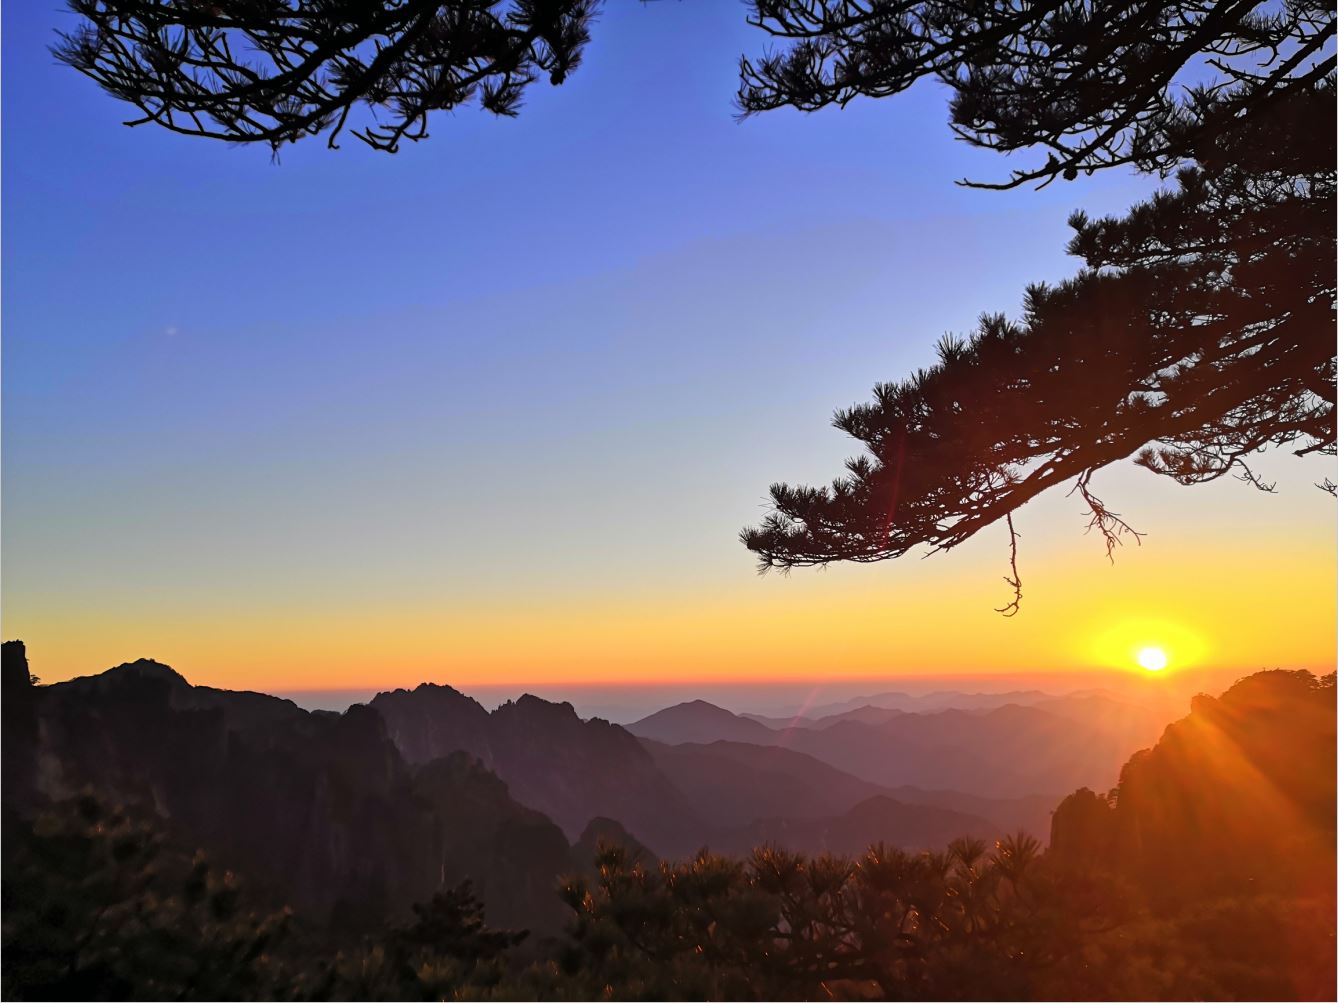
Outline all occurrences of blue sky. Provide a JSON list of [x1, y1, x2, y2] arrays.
[[4, 2, 1331, 691]]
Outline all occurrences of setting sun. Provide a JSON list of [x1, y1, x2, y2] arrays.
[[1137, 646, 1170, 672]]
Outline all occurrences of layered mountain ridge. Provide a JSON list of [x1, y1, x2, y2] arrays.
[[629, 692, 1168, 798], [3, 648, 574, 934], [3, 640, 1180, 939], [369, 684, 704, 853]]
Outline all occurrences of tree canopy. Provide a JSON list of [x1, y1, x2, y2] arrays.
[[53, 0, 597, 152], [737, 1, 1335, 188], [738, 2, 1335, 610]]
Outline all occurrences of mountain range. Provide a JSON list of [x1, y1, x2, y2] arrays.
[[1, 641, 1177, 934], [4, 650, 585, 934], [628, 691, 1169, 798], [641, 739, 1057, 837], [742, 689, 1056, 724], [369, 684, 704, 853]]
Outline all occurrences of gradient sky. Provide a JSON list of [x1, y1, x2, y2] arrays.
[[4, 2, 1334, 694]]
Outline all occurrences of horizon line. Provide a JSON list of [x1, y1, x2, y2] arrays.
[[269, 663, 1285, 695]]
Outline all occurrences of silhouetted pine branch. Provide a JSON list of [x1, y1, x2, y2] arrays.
[[741, 4, 1336, 609], [53, 0, 598, 153]]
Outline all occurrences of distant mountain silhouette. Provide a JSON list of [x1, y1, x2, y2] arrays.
[[641, 738, 890, 827], [643, 738, 1059, 839], [784, 705, 1139, 797], [1029, 691, 1173, 748], [743, 690, 1057, 726], [1, 646, 575, 934], [626, 699, 778, 745], [744, 689, 1172, 735], [741, 705, 909, 729], [370, 685, 704, 856], [804, 705, 910, 728], [636, 698, 1150, 798]]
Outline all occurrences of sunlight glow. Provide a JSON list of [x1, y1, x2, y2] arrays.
[[1084, 615, 1219, 677], [1136, 646, 1169, 672]]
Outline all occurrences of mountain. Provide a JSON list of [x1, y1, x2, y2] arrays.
[[1050, 669, 1337, 901], [1030, 690, 1174, 749], [626, 700, 778, 745], [739, 711, 815, 729], [742, 705, 910, 730], [743, 688, 1167, 730], [2, 644, 574, 934], [644, 698, 1146, 799], [713, 795, 995, 857], [642, 738, 1058, 839], [778, 704, 1137, 797], [371, 686, 704, 856], [366, 682, 494, 763], [641, 739, 891, 828], [757, 689, 1055, 722], [804, 705, 909, 728]]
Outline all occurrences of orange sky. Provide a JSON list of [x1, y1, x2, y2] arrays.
[[13, 458, 1333, 695]]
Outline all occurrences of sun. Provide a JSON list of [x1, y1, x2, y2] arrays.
[[1136, 646, 1169, 672]]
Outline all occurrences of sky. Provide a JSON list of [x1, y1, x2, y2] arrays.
[[3, 2, 1334, 698]]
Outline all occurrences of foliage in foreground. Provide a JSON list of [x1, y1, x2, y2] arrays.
[[554, 837, 1333, 1002], [4, 805, 1332, 1001], [0, 798, 523, 1002]]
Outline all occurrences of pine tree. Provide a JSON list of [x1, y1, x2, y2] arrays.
[[53, 0, 598, 153], [739, 3, 1335, 608]]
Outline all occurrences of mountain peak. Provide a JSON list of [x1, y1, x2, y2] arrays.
[[414, 681, 467, 696], [511, 693, 579, 717], [649, 699, 735, 717], [45, 658, 192, 694], [107, 658, 186, 683], [681, 699, 732, 712], [627, 700, 775, 746]]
